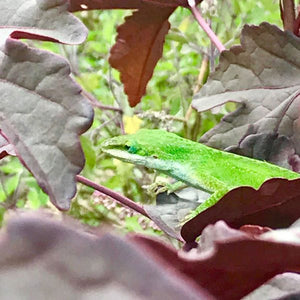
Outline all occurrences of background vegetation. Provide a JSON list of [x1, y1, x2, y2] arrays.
[[0, 0, 282, 233]]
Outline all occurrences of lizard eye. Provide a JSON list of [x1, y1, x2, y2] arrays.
[[125, 144, 138, 154], [124, 145, 130, 152], [151, 154, 158, 159]]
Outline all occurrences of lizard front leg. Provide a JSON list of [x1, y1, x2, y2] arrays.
[[183, 173, 231, 221], [195, 188, 230, 213], [185, 188, 230, 220]]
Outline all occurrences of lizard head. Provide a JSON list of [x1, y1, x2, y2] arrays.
[[101, 129, 186, 171]]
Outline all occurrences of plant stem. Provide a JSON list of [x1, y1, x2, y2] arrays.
[[188, 0, 225, 53], [280, 0, 295, 32], [76, 175, 150, 218], [81, 90, 123, 113]]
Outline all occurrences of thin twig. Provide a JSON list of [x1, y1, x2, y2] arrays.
[[0, 173, 8, 199], [188, 0, 225, 53], [76, 175, 150, 218], [119, 115, 125, 135], [185, 53, 209, 122], [95, 115, 119, 132], [81, 90, 123, 113], [107, 67, 125, 134], [193, 53, 209, 94], [210, 39, 216, 72]]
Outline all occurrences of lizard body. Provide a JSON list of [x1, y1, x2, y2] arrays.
[[101, 129, 300, 216]]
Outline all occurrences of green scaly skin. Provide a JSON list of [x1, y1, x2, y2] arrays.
[[101, 129, 300, 219]]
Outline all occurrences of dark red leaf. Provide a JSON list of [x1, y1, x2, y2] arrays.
[[181, 178, 300, 243], [109, 6, 174, 106], [68, 0, 202, 11], [132, 221, 300, 300], [69, 0, 201, 106], [69, 0, 145, 11]]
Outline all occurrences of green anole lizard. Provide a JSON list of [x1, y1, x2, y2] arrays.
[[101, 129, 300, 218]]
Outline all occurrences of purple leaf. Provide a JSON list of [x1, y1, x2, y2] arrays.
[[244, 273, 300, 300], [0, 39, 93, 210], [68, 0, 203, 11], [0, 214, 213, 299], [0, 0, 87, 44], [132, 221, 300, 300], [192, 23, 300, 169], [145, 187, 209, 240]]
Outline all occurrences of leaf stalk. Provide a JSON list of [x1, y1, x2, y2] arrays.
[[188, 2, 225, 53], [76, 175, 150, 218]]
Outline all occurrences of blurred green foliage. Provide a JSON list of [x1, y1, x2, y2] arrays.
[[0, 0, 282, 232]]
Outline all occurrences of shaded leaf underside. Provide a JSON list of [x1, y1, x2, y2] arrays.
[[145, 188, 209, 240]]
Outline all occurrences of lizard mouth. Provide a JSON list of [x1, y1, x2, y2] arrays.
[[101, 139, 141, 161], [102, 147, 153, 167], [102, 144, 130, 152]]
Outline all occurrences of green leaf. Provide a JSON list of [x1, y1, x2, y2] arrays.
[[27, 188, 40, 210], [5, 174, 20, 195], [80, 135, 96, 169]]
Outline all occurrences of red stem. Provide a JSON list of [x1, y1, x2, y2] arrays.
[[76, 175, 150, 218], [188, 0, 225, 53], [294, 11, 300, 36]]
